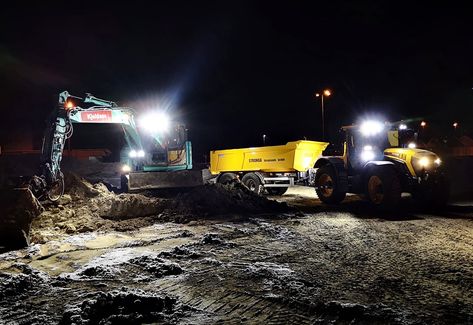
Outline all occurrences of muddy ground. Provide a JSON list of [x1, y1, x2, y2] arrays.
[[1, 179, 473, 324]]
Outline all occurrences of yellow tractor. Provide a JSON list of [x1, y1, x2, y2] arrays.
[[314, 120, 448, 209]]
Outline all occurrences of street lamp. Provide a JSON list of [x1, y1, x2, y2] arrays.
[[453, 122, 458, 129], [263, 134, 267, 145], [315, 89, 332, 140], [420, 121, 427, 128]]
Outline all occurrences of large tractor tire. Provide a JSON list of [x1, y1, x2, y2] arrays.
[[266, 187, 288, 196], [315, 165, 346, 204], [365, 166, 401, 210], [241, 173, 264, 195]]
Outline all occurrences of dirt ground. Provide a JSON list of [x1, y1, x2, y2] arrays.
[[1, 181, 473, 324]]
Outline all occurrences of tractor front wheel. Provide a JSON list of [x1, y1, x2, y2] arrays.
[[365, 166, 401, 210]]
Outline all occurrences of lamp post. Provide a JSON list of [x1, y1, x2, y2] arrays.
[[315, 89, 331, 140]]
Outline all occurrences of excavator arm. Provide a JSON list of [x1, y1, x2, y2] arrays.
[[30, 91, 143, 201]]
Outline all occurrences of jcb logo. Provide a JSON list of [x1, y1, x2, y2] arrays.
[[249, 158, 262, 162]]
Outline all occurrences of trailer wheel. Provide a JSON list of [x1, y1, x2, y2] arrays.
[[217, 172, 238, 185], [266, 187, 288, 196], [315, 165, 346, 204], [365, 166, 401, 209], [241, 173, 263, 195]]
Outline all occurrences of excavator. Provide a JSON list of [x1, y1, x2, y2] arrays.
[[0, 91, 203, 248]]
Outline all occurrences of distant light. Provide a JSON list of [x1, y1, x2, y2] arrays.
[[408, 142, 416, 149], [453, 122, 458, 128], [360, 120, 384, 136], [399, 124, 407, 130], [323, 89, 331, 97], [434, 158, 441, 166], [421, 121, 427, 127], [122, 164, 131, 173], [315, 93, 320, 97]]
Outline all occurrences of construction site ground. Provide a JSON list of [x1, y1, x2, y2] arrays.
[[0, 177, 472, 324]]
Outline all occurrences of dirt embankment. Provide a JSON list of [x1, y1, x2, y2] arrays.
[[30, 173, 290, 244]]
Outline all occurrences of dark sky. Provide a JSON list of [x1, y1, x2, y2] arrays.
[[1, 1, 473, 160]]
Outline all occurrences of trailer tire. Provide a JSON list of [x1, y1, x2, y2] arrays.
[[242, 173, 264, 195], [266, 187, 288, 196], [365, 166, 401, 210], [217, 173, 238, 185], [315, 165, 346, 204]]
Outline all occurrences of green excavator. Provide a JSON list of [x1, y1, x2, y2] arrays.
[[0, 91, 203, 248]]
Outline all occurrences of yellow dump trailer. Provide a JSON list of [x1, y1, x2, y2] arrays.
[[210, 140, 329, 195]]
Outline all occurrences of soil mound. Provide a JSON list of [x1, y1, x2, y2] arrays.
[[60, 290, 182, 324], [30, 173, 167, 243], [173, 181, 290, 216]]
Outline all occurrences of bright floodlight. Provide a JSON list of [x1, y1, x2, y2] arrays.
[[361, 145, 375, 161], [137, 149, 145, 158], [129, 149, 137, 158], [360, 120, 384, 136], [408, 142, 416, 149], [140, 112, 170, 134], [399, 124, 407, 130]]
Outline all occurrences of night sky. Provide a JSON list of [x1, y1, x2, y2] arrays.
[[1, 2, 473, 161]]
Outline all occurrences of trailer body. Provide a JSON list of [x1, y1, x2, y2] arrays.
[[210, 140, 329, 194]]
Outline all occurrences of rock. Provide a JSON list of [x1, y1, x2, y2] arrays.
[[58, 194, 72, 205], [65, 224, 77, 234]]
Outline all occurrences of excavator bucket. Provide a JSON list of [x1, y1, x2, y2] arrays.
[[0, 188, 42, 250]]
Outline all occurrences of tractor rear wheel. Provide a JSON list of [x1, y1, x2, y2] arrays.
[[241, 173, 264, 195], [365, 166, 401, 210], [315, 165, 346, 204]]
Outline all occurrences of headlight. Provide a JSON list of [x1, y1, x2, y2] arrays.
[[129, 149, 145, 158], [411, 154, 441, 175], [408, 142, 416, 149], [122, 164, 131, 173], [360, 145, 376, 161], [360, 120, 384, 137], [139, 112, 170, 134]]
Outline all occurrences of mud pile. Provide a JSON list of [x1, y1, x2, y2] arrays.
[[30, 173, 168, 243], [172, 181, 290, 217], [60, 289, 186, 324], [0, 188, 42, 248], [29, 174, 292, 243]]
